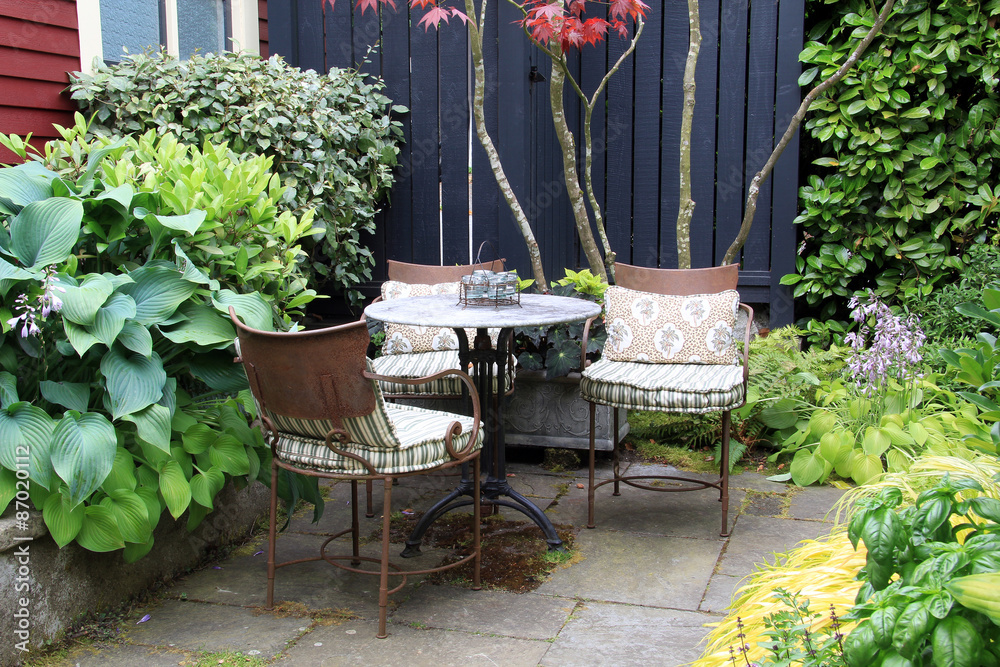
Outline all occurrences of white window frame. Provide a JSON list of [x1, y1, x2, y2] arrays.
[[76, 0, 258, 74]]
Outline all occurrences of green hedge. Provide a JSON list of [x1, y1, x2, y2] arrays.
[[786, 0, 1000, 321], [69, 51, 404, 308]]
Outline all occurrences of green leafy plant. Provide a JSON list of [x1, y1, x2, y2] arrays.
[[514, 268, 607, 379], [68, 50, 404, 307], [842, 477, 1000, 666], [0, 125, 323, 559], [785, 0, 1000, 322], [760, 298, 992, 486], [728, 589, 847, 666]]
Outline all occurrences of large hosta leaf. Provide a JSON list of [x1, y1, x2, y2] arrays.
[[42, 491, 85, 548], [159, 460, 191, 519], [87, 292, 137, 346], [59, 274, 113, 326], [213, 290, 272, 331], [103, 488, 151, 544], [76, 504, 125, 552], [122, 402, 172, 452], [0, 371, 18, 408], [146, 209, 207, 236], [100, 347, 166, 420], [116, 320, 152, 357], [188, 350, 248, 393], [39, 380, 90, 413], [190, 466, 225, 510], [209, 434, 250, 476], [118, 262, 197, 325], [101, 447, 137, 493], [9, 197, 84, 269], [0, 161, 57, 214], [63, 320, 101, 357], [0, 402, 56, 490], [159, 302, 236, 347], [50, 411, 117, 507]]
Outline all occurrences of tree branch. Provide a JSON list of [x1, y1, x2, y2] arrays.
[[721, 0, 898, 266]]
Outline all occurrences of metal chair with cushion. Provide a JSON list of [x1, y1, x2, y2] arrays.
[[230, 308, 483, 638], [370, 259, 512, 400], [581, 263, 753, 537]]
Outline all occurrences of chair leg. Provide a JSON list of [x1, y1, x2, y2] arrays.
[[351, 480, 361, 566], [365, 480, 374, 518], [472, 456, 482, 591], [720, 410, 731, 538], [266, 461, 278, 610], [377, 476, 392, 639], [588, 401, 596, 529], [612, 408, 621, 496]]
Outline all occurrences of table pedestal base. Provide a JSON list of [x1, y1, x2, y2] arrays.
[[400, 474, 564, 557]]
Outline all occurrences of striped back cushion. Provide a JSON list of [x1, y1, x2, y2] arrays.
[[264, 359, 403, 450], [602, 286, 739, 364]]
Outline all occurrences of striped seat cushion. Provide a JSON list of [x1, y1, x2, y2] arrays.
[[581, 359, 745, 413], [372, 350, 513, 397], [274, 403, 483, 475]]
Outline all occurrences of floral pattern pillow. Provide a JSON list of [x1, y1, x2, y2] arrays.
[[602, 286, 739, 364], [380, 281, 463, 355]]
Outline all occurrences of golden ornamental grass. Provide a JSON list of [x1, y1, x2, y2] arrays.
[[692, 454, 1000, 667]]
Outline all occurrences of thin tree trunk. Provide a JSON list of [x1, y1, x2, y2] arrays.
[[721, 0, 898, 265], [548, 46, 607, 281], [677, 0, 700, 270], [464, 0, 548, 290]]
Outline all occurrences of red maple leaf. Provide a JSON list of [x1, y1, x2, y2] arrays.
[[609, 0, 649, 21], [410, 0, 437, 9], [580, 18, 609, 46], [568, 0, 587, 17], [418, 5, 454, 30]]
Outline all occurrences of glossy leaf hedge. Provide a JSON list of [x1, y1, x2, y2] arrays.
[[69, 51, 404, 307], [0, 123, 323, 559], [786, 0, 1000, 319]]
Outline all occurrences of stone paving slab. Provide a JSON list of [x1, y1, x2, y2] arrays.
[[787, 485, 851, 522], [393, 585, 574, 639], [538, 601, 723, 667], [124, 599, 305, 657], [534, 529, 723, 610], [172, 531, 447, 614], [45, 642, 199, 667], [275, 619, 551, 666], [716, 514, 835, 577], [700, 573, 746, 614], [545, 480, 745, 539]]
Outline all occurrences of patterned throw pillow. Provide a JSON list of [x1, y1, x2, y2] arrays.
[[602, 286, 739, 364], [381, 281, 462, 355]]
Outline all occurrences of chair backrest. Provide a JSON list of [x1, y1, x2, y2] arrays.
[[386, 259, 506, 284], [230, 309, 376, 429], [614, 263, 738, 296]]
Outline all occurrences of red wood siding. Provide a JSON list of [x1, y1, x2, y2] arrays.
[[0, 0, 80, 163], [259, 0, 268, 58]]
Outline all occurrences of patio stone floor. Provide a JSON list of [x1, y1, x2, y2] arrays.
[[41, 455, 848, 667]]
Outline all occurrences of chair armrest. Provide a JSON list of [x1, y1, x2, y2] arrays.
[[579, 315, 599, 372], [363, 368, 482, 461]]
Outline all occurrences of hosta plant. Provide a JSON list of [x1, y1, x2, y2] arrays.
[[0, 125, 324, 560], [762, 294, 992, 485]]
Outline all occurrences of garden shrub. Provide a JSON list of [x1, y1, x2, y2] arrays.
[[693, 453, 1000, 667], [785, 0, 1000, 322], [0, 123, 323, 559], [68, 51, 404, 307]]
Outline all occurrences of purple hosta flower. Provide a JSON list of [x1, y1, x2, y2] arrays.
[[846, 291, 926, 393], [5, 266, 65, 338]]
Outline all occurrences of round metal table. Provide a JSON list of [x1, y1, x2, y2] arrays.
[[364, 293, 602, 552]]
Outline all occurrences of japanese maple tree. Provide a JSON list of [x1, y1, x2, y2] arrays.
[[329, 0, 647, 287]]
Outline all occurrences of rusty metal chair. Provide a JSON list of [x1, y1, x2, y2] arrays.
[[230, 308, 483, 638], [580, 264, 753, 537]]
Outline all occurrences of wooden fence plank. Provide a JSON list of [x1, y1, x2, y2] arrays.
[[658, 0, 687, 269], [294, 0, 324, 72], [715, 0, 748, 267], [409, 22, 440, 264], [471, 0, 501, 261], [605, 26, 634, 266], [691, 0, 719, 269], [630, 7, 662, 268], [439, 21, 471, 265]]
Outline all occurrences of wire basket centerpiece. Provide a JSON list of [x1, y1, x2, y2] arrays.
[[459, 242, 521, 308]]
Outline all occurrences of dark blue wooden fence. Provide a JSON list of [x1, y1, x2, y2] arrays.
[[267, 0, 802, 324]]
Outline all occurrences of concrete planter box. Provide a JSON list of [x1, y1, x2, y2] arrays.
[[0, 482, 269, 667], [504, 370, 628, 451]]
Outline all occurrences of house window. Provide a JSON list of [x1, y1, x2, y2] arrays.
[[78, 0, 257, 72]]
